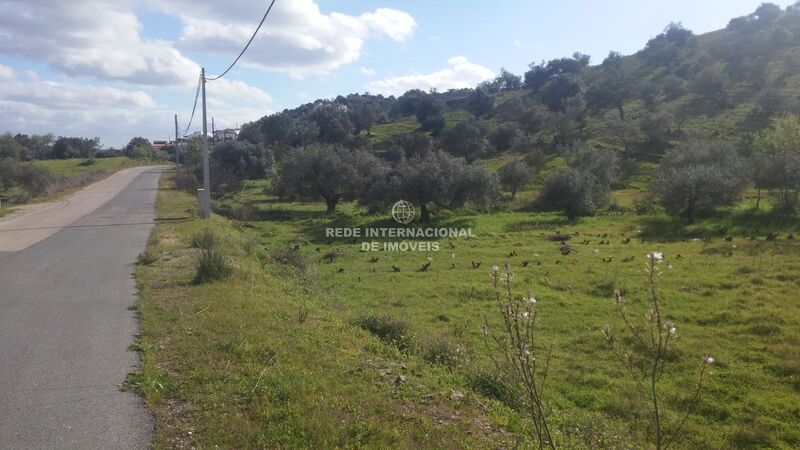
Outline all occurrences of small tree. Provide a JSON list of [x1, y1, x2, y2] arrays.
[[277, 144, 375, 213], [751, 115, 800, 213], [393, 150, 499, 221], [603, 252, 714, 450], [536, 167, 608, 220], [466, 87, 495, 117], [208, 141, 274, 196], [440, 118, 491, 162], [499, 159, 532, 198], [652, 139, 749, 223]]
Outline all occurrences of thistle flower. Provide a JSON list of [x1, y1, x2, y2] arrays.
[[703, 356, 715, 365], [492, 265, 500, 274], [647, 251, 664, 262]]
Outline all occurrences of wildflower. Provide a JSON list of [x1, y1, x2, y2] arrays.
[[427, 256, 433, 261], [647, 251, 664, 262], [525, 291, 537, 305], [492, 265, 500, 274], [451, 252, 455, 258], [613, 288, 623, 304], [731, 244, 737, 249], [668, 322, 677, 336], [667, 264, 673, 270], [520, 311, 530, 320], [601, 324, 612, 341], [704, 356, 715, 365], [481, 324, 489, 337], [523, 345, 531, 357], [594, 248, 599, 253]]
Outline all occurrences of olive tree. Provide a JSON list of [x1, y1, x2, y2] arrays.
[[751, 115, 800, 213], [652, 139, 749, 223], [392, 150, 500, 221], [276, 144, 382, 213], [499, 159, 532, 198]]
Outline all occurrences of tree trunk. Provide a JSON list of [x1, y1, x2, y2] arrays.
[[419, 202, 430, 222], [755, 188, 761, 210], [511, 186, 518, 199], [686, 198, 695, 224], [617, 101, 625, 121], [325, 197, 338, 214]]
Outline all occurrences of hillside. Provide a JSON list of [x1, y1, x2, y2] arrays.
[[239, 3, 800, 170]]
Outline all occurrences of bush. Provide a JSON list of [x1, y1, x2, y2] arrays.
[[193, 249, 232, 284], [468, 369, 520, 409], [423, 338, 462, 369], [354, 314, 414, 352], [190, 230, 217, 250]]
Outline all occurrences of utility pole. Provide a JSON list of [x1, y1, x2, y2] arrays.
[[174, 113, 179, 171], [200, 67, 211, 218]]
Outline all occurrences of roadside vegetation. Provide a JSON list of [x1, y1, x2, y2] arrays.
[[132, 3, 800, 448]]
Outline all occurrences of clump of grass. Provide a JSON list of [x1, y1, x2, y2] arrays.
[[467, 369, 520, 410], [193, 249, 232, 284], [354, 314, 414, 352], [274, 247, 308, 273], [423, 338, 462, 369], [79, 158, 97, 166], [190, 230, 217, 250], [297, 304, 309, 324], [136, 251, 160, 266]]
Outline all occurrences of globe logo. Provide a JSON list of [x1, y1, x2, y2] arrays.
[[391, 200, 415, 224]]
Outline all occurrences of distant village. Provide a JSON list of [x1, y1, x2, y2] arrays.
[[150, 128, 239, 151]]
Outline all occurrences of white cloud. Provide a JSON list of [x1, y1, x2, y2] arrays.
[[0, 66, 271, 147], [0, 0, 199, 87], [360, 67, 377, 77], [160, 0, 416, 78], [365, 57, 495, 96]]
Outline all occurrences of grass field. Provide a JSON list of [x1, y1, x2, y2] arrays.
[[134, 170, 800, 449], [29, 156, 132, 178]]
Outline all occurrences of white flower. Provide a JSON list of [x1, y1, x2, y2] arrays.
[[594, 248, 599, 253], [647, 251, 664, 261], [731, 244, 737, 249], [525, 291, 536, 304], [491, 265, 499, 273], [601, 324, 611, 340], [451, 253, 455, 258], [669, 326, 677, 336], [427, 256, 433, 261], [704, 356, 715, 365], [521, 311, 530, 319], [667, 264, 673, 270]]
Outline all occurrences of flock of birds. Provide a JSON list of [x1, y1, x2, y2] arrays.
[[293, 228, 794, 276]]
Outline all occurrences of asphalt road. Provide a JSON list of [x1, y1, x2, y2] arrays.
[[0, 166, 161, 449]]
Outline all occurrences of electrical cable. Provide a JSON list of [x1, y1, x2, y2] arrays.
[[205, 0, 277, 81], [180, 73, 203, 136]]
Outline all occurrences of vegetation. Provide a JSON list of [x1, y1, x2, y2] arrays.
[[127, 3, 800, 448]]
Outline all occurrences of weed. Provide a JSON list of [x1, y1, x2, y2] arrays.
[[193, 249, 232, 284], [190, 230, 217, 250], [423, 338, 461, 369], [136, 251, 160, 266], [354, 314, 414, 352]]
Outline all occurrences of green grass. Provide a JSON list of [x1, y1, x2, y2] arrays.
[[30, 156, 131, 178], [135, 172, 800, 448]]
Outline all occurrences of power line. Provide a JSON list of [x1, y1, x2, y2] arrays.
[[180, 73, 203, 136], [205, 0, 277, 81]]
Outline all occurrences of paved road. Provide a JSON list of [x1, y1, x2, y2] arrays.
[[0, 166, 160, 449]]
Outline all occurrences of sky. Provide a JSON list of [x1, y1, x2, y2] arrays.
[[0, 0, 794, 148]]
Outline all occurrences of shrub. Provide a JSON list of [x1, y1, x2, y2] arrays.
[[423, 338, 462, 369], [190, 230, 217, 250], [354, 314, 414, 352], [79, 158, 97, 166], [193, 249, 232, 284], [467, 369, 520, 410]]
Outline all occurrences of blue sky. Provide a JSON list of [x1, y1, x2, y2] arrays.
[[0, 0, 793, 147]]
